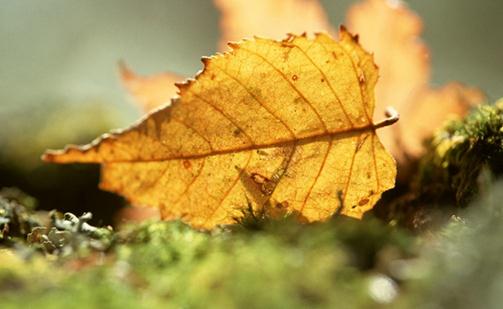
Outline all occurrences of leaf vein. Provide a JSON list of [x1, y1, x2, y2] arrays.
[[172, 117, 214, 151], [171, 157, 206, 207], [299, 138, 333, 214], [336, 42, 372, 123], [202, 151, 254, 226], [212, 63, 297, 138], [370, 133, 380, 195], [189, 90, 256, 145], [239, 46, 328, 132], [292, 42, 354, 127], [342, 135, 361, 207]]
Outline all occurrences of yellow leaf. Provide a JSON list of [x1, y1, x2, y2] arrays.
[[119, 62, 184, 113], [43, 30, 397, 229]]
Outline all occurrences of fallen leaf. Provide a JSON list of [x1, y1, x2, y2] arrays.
[[214, 0, 333, 50], [347, 0, 484, 162], [215, 0, 484, 166], [119, 62, 183, 113], [44, 30, 397, 229]]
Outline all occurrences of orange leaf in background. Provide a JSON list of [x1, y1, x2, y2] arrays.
[[119, 62, 183, 113], [116, 206, 161, 225], [398, 83, 485, 157], [214, 0, 333, 50], [126, 0, 333, 114], [346, 0, 484, 163], [44, 30, 397, 229], [216, 0, 484, 166], [347, 0, 428, 162], [348, 0, 429, 122]]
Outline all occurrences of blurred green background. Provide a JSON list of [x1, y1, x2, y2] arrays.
[[1, 0, 502, 224]]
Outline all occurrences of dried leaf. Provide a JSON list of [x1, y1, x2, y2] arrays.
[[44, 30, 397, 229], [347, 0, 484, 162], [215, 0, 484, 165], [119, 62, 183, 113], [214, 0, 333, 50]]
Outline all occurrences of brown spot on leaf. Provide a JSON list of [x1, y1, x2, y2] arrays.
[[183, 160, 192, 169], [358, 198, 370, 206], [281, 41, 294, 48], [292, 74, 298, 81], [251, 172, 268, 185], [278, 201, 289, 208]]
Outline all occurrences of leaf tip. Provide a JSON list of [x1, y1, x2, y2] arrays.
[[201, 56, 211, 65], [339, 25, 359, 43], [175, 80, 192, 92], [281, 33, 300, 43], [41, 148, 70, 163], [227, 41, 240, 49], [40, 151, 54, 162]]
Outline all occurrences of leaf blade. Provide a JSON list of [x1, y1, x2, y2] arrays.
[[44, 30, 396, 229]]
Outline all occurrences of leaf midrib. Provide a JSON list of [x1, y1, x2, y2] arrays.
[[100, 124, 377, 164]]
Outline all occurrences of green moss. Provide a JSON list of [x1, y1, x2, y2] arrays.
[[399, 180, 503, 309], [383, 100, 503, 231], [0, 191, 41, 243], [0, 212, 415, 308], [1, 178, 503, 308], [417, 100, 503, 204]]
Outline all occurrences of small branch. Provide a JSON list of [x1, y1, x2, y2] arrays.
[[373, 106, 399, 130]]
